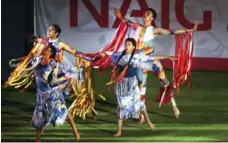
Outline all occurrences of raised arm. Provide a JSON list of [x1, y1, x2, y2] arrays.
[[153, 21, 198, 36], [113, 8, 141, 29]]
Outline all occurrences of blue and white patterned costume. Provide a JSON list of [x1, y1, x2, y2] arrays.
[[112, 52, 155, 119], [30, 56, 82, 128]]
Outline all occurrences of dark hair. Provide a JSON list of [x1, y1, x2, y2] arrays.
[[147, 8, 157, 27], [47, 44, 57, 59], [125, 37, 136, 47], [107, 38, 137, 84], [117, 38, 137, 66], [147, 8, 157, 20], [49, 24, 62, 37]]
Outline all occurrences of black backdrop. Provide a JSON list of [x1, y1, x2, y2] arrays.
[[2, 0, 34, 81]]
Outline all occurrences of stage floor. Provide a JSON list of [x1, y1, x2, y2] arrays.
[[1, 70, 228, 142]]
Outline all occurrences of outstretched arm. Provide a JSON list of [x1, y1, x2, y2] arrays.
[[153, 21, 198, 36], [59, 42, 77, 55], [59, 42, 92, 61], [154, 56, 177, 60]]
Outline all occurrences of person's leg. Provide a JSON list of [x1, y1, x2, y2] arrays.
[[136, 68, 144, 86], [114, 106, 123, 136], [35, 127, 43, 142], [66, 114, 80, 141], [92, 109, 98, 120], [153, 60, 180, 118], [142, 109, 155, 131], [113, 118, 123, 136], [171, 96, 180, 119], [32, 100, 45, 142], [137, 69, 148, 123]]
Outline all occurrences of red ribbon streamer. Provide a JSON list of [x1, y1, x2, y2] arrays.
[[84, 21, 129, 77], [173, 33, 193, 94]]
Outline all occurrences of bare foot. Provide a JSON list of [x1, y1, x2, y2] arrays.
[[92, 110, 99, 120], [148, 122, 156, 131], [93, 116, 98, 120], [75, 134, 80, 141], [137, 114, 145, 124], [113, 132, 122, 137], [36, 137, 40, 142], [92, 113, 98, 120], [173, 107, 180, 119], [137, 118, 145, 124]]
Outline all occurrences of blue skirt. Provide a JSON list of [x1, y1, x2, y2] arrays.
[[115, 76, 146, 119], [31, 87, 68, 128]]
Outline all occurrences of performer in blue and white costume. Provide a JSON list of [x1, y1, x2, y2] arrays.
[[109, 38, 175, 122], [42, 24, 85, 95], [36, 24, 99, 119], [108, 38, 162, 137], [26, 46, 80, 142]]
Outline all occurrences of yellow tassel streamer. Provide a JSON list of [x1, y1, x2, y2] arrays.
[[68, 57, 106, 119], [5, 42, 46, 90], [5, 42, 106, 120]]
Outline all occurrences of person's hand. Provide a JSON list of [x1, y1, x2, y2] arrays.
[[193, 21, 199, 31], [113, 8, 124, 20], [187, 21, 199, 32], [100, 52, 105, 57], [105, 51, 113, 55], [75, 51, 84, 58]]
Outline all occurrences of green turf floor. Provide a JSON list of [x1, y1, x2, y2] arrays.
[[1, 70, 228, 142]]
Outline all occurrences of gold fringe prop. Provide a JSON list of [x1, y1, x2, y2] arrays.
[[5, 42, 105, 119], [5, 43, 46, 90], [68, 57, 105, 119]]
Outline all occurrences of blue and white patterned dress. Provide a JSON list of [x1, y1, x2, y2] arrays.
[[31, 58, 72, 128], [112, 53, 155, 119]]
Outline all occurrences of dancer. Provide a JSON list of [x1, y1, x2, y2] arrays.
[[27, 46, 80, 141], [4, 24, 101, 141], [113, 8, 198, 122], [108, 38, 178, 136], [35, 24, 97, 62], [35, 24, 99, 119]]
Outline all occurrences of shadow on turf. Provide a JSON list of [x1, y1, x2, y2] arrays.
[[96, 98, 117, 107], [1, 128, 169, 142], [147, 110, 175, 119], [1, 96, 34, 112]]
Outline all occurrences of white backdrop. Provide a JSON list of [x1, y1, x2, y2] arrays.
[[34, 0, 228, 63]]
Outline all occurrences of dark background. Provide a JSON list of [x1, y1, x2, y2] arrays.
[[2, 0, 34, 81]]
